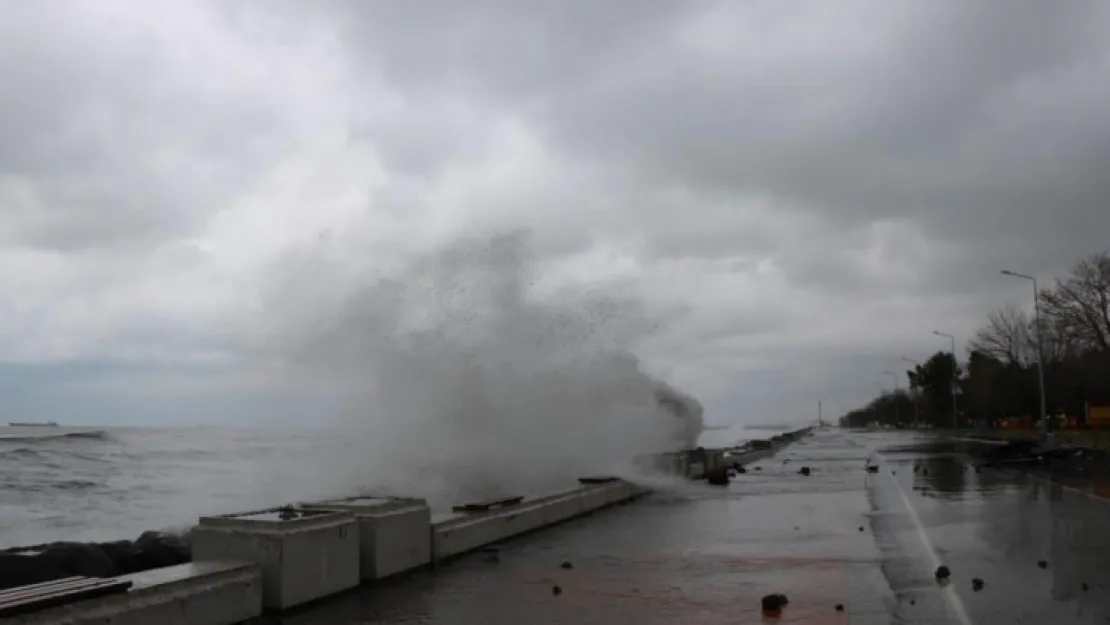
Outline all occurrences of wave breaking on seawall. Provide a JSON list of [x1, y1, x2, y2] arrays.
[[237, 229, 707, 509]]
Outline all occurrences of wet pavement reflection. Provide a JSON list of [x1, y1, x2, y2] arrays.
[[872, 434, 1110, 624], [268, 430, 1110, 624]]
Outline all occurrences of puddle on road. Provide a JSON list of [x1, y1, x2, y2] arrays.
[[868, 434, 1110, 624]]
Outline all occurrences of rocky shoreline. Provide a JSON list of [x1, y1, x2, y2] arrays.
[[0, 529, 192, 591]]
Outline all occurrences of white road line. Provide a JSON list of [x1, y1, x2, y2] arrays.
[[887, 471, 975, 625], [946, 437, 1010, 446]]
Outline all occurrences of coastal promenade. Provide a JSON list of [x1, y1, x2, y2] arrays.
[[281, 429, 1110, 625]]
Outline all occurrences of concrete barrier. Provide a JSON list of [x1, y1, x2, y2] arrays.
[[636, 428, 811, 481], [9, 561, 262, 625], [191, 507, 360, 611], [431, 481, 641, 560], [300, 496, 432, 581], [9, 478, 650, 622], [724, 447, 774, 467]]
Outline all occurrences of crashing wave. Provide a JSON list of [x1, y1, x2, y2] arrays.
[[653, 379, 704, 451]]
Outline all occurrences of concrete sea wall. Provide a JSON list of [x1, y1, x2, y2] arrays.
[[4, 479, 647, 625], [635, 426, 813, 480]]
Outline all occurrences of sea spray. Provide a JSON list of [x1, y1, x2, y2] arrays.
[[241, 229, 703, 508]]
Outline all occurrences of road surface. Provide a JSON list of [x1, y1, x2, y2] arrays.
[[270, 429, 1110, 624]]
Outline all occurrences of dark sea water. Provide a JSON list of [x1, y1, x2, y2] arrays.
[[0, 422, 785, 550], [0, 425, 376, 549]]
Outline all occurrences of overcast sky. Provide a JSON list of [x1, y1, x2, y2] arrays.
[[2, 0, 1108, 427]]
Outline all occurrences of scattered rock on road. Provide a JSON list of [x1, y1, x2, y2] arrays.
[[1037, 560, 1048, 569], [972, 578, 985, 592], [560, 561, 573, 570], [552, 585, 562, 596], [761, 594, 789, 612], [935, 565, 951, 581], [798, 467, 811, 476], [479, 547, 499, 561], [835, 604, 844, 612]]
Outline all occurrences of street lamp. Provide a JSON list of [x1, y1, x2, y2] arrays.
[[933, 330, 958, 429], [1002, 269, 1049, 440], [883, 370, 900, 425], [901, 357, 921, 428]]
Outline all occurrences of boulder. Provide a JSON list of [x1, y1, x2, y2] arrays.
[[761, 593, 789, 612], [98, 540, 143, 575], [38, 542, 118, 578], [134, 531, 191, 570], [0, 528, 195, 592], [0, 552, 67, 591]]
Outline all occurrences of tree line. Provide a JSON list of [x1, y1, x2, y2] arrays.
[[839, 252, 1110, 429]]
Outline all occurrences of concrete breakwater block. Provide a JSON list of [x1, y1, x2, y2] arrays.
[[7, 561, 261, 625], [191, 507, 359, 611], [300, 496, 432, 581], [431, 481, 640, 560]]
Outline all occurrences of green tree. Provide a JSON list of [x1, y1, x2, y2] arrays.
[[906, 351, 962, 427], [840, 252, 1110, 430], [961, 351, 1037, 424]]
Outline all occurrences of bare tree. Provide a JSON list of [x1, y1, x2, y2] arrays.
[[1040, 252, 1110, 353], [969, 304, 1034, 365], [1037, 315, 1078, 366]]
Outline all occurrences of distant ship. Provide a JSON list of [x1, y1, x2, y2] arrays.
[[8, 421, 59, 427]]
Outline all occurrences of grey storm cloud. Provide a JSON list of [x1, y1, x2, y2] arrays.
[[314, 0, 1110, 276], [1, 0, 1109, 426]]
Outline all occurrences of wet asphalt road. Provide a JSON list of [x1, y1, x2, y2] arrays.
[[271, 429, 1110, 625]]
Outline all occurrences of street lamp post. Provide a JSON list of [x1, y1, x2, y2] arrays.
[[933, 330, 958, 430], [883, 370, 900, 425], [1002, 270, 1049, 441], [902, 357, 920, 428]]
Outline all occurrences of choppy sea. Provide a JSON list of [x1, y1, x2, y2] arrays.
[[0, 422, 789, 549]]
